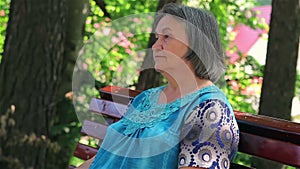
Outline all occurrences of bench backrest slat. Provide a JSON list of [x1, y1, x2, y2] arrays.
[[99, 85, 140, 105], [81, 120, 108, 140], [89, 98, 127, 119], [74, 143, 98, 160], [239, 132, 300, 166], [235, 111, 300, 144]]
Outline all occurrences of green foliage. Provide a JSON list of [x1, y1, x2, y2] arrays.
[[0, 0, 10, 63], [286, 166, 298, 169], [188, 0, 267, 49], [81, 0, 158, 90], [233, 152, 253, 167], [47, 96, 83, 168], [294, 72, 300, 122], [224, 55, 264, 113], [257, 0, 272, 6], [104, 0, 157, 19]]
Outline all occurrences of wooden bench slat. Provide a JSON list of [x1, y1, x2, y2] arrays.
[[89, 98, 127, 119], [99, 85, 140, 105], [235, 111, 300, 144], [74, 143, 98, 160], [239, 132, 300, 167], [81, 120, 108, 140]]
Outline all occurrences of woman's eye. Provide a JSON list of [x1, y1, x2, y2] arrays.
[[153, 33, 170, 40]]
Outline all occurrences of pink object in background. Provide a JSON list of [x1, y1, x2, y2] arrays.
[[228, 5, 271, 64], [234, 5, 271, 53]]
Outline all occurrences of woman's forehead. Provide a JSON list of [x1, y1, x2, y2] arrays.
[[154, 15, 189, 44], [155, 15, 186, 33]]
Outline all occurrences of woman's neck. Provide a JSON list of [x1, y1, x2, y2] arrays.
[[159, 72, 213, 103]]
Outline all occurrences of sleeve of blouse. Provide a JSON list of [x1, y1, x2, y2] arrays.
[[178, 99, 239, 169]]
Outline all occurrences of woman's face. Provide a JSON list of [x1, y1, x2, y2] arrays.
[[152, 15, 190, 72]]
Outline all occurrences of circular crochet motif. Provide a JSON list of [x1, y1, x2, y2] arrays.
[[197, 144, 217, 165], [178, 154, 187, 165], [219, 152, 230, 169]]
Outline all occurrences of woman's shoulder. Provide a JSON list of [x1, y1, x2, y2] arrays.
[[197, 85, 228, 103], [182, 85, 233, 121]]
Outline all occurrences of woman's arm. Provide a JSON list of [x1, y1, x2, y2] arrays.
[[178, 99, 239, 169], [75, 156, 95, 169]]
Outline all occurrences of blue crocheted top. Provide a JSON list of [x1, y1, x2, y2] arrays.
[[89, 85, 239, 169]]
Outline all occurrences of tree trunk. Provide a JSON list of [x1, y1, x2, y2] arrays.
[[255, 0, 300, 168], [0, 0, 67, 168], [50, 0, 89, 168], [136, 0, 182, 90], [58, 0, 89, 98], [259, 0, 300, 121]]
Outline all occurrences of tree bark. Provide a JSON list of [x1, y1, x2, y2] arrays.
[[58, 0, 89, 98], [50, 0, 89, 167], [255, 0, 300, 168], [0, 0, 67, 168], [136, 0, 182, 90], [259, 0, 300, 120]]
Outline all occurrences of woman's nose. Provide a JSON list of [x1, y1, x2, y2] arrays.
[[152, 37, 163, 50]]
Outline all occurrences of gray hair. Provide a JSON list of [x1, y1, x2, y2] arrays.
[[154, 3, 226, 83]]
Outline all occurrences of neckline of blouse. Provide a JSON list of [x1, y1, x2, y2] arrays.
[[152, 84, 218, 106]]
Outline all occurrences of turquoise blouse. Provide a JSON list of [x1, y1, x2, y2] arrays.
[[89, 85, 239, 169]]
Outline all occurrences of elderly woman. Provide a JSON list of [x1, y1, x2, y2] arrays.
[[78, 3, 239, 169]]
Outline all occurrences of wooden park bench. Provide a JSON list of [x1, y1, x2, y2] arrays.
[[70, 85, 300, 169]]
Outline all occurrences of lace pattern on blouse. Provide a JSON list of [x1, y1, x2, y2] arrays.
[[121, 86, 204, 135]]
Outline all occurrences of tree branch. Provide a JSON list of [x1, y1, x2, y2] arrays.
[[93, 0, 111, 18]]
